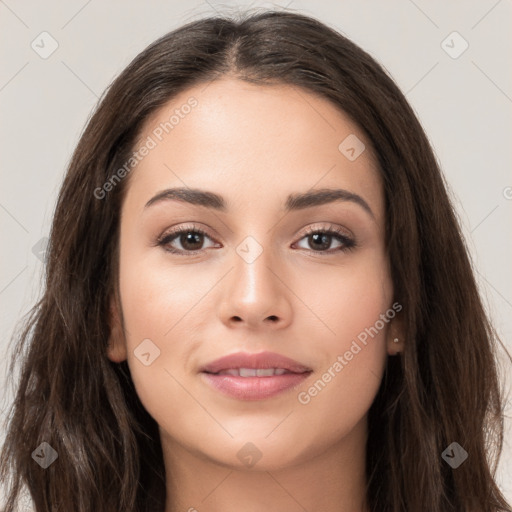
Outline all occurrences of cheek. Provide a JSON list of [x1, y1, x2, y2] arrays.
[[117, 269, 202, 431], [292, 251, 391, 422], [118, 239, 205, 341], [116, 244, 200, 407], [295, 248, 392, 350]]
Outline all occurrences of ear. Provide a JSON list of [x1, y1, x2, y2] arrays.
[[386, 306, 405, 356], [106, 295, 128, 363]]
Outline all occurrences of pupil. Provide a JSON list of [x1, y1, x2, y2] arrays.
[[311, 233, 330, 250], [182, 232, 202, 250]]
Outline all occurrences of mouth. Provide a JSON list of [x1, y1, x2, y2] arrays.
[[199, 351, 312, 400]]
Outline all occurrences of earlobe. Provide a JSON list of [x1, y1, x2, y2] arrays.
[[106, 297, 128, 363], [387, 307, 405, 356], [107, 337, 127, 363], [388, 336, 402, 356]]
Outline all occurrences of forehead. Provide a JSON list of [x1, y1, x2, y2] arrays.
[[124, 78, 383, 221]]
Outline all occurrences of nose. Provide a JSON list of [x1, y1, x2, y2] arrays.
[[217, 241, 293, 331]]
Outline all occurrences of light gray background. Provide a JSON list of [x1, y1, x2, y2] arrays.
[[1, 0, 511, 506]]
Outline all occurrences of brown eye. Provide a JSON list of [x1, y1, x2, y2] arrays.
[[307, 232, 334, 251], [294, 227, 356, 254], [176, 231, 205, 251], [157, 226, 218, 255]]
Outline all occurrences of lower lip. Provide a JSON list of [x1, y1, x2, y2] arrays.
[[200, 371, 312, 400]]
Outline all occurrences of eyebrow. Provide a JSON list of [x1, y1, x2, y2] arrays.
[[144, 187, 374, 218]]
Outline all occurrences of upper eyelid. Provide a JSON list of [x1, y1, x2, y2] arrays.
[[158, 223, 212, 241], [300, 223, 352, 238]]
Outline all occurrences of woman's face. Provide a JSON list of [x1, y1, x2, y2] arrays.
[[108, 77, 399, 470]]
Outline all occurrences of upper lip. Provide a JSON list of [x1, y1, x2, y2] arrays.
[[200, 351, 312, 374]]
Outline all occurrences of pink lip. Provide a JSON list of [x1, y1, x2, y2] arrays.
[[201, 372, 311, 400], [199, 351, 312, 401], [199, 350, 312, 374]]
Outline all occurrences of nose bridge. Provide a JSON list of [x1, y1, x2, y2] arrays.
[[232, 232, 278, 303], [219, 229, 292, 328]]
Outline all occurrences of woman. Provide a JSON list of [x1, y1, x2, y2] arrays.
[[1, 9, 510, 512]]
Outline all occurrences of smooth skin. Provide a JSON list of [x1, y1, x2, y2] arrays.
[[107, 76, 404, 512]]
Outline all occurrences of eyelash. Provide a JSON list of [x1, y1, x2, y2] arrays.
[[156, 223, 357, 256]]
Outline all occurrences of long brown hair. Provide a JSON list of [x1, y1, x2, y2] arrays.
[[1, 9, 510, 512]]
